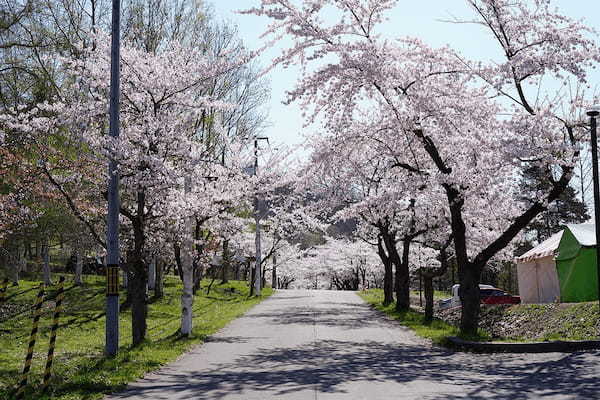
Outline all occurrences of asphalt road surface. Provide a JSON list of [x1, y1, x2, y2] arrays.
[[105, 290, 600, 400]]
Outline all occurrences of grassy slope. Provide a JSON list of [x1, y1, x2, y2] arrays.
[[484, 302, 599, 341], [358, 289, 490, 345], [0, 276, 271, 400], [361, 289, 599, 344]]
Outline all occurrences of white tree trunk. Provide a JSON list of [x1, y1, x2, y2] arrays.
[[148, 256, 156, 290], [75, 246, 83, 285], [180, 177, 194, 336], [43, 240, 52, 286]]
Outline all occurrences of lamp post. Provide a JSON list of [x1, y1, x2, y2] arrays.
[[105, 0, 121, 357], [586, 105, 600, 313], [252, 136, 269, 296]]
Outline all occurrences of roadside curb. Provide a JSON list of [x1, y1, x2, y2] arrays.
[[447, 336, 600, 353]]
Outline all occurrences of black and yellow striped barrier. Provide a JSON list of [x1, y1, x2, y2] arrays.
[[0, 277, 8, 304], [41, 276, 66, 394], [15, 283, 45, 399], [106, 265, 119, 296]]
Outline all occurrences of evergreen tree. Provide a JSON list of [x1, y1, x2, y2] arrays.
[[520, 166, 589, 245]]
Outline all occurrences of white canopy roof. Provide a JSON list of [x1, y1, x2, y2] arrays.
[[566, 223, 596, 246], [515, 230, 563, 263], [515, 223, 597, 263]]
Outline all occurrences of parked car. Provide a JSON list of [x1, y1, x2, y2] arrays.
[[65, 254, 106, 275], [480, 288, 521, 305], [437, 284, 520, 309]]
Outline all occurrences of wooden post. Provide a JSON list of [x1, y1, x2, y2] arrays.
[[16, 284, 45, 399], [42, 276, 66, 393]]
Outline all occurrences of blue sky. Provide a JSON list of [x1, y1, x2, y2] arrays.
[[211, 1, 600, 150]]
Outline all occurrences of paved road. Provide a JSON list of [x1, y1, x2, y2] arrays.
[[105, 290, 600, 400]]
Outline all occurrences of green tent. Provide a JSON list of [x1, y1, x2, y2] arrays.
[[555, 224, 599, 302]]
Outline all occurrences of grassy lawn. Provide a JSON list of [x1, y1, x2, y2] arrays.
[[358, 289, 490, 345], [0, 275, 271, 400], [410, 290, 451, 301]]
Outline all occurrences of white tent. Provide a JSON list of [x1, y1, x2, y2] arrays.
[[515, 231, 562, 304]]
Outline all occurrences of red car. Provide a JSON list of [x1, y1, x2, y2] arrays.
[[480, 288, 521, 305]]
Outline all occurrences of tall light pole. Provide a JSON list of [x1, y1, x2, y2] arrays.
[[253, 136, 269, 296], [586, 106, 600, 314], [105, 0, 121, 357]]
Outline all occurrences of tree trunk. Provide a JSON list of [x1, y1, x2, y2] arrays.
[[249, 265, 255, 297], [122, 267, 128, 288], [458, 263, 482, 335], [74, 247, 83, 286], [148, 256, 156, 290], [193, 261, 203, 294], [42, 240, 52, 286], [271, 253, 277, 289], [181, 248, 194, 336], [154, 259, 164, 299], [11, 245, 21, 284], [377, 235, 394, 306], [173, 244, 184, 281], [130, 264, 147, 346], [19, 245, 26, 277], [393, 239, 411, 312], [445, 187, 482, 335], [123, 270, 132, 307], [221, 240, 229, 284], [423, 273, 434, 322], [180, 176, 195, 336], [130, 198, 149, 346]]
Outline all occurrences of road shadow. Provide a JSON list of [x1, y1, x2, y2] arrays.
[[110, 339, 600, 399], [247, 302, 393, 330]]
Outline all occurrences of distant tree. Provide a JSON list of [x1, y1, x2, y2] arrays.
[[520, 165, 590, 244]]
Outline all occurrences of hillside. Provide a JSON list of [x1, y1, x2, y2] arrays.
[[438, 302, 600, 341]]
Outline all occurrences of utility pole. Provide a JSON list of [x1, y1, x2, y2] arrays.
[[105, 0, 121, 357], [586, 106, 600, 314], [253, 136, 269, 296]]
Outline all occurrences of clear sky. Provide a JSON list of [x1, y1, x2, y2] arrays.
[[211, 1, 600, 150]]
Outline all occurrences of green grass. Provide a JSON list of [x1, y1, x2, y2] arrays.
[[410, 290, 451, 301], [502, 302, 599, 341], [359, 289, 490, 345], [0, 275, 272, 400]]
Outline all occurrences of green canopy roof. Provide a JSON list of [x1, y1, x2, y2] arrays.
[[555, 225, 599, 303]]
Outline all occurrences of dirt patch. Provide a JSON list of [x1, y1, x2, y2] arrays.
[[437, 302, 600, 341], [0, 303, 29, 322]]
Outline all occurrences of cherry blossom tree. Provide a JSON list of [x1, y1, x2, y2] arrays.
[[301, 126, 448, 309], [4, 31, 251, 344], [245, 0, 600, 334]]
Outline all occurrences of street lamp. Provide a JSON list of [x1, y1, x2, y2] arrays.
[[586, 105, 600, 314], [105, 0, 121, 357], [252, 136, 269, 296]]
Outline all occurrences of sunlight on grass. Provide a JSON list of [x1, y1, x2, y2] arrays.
[[358, 289, 490, 345], [0, 276, 271, 400]]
